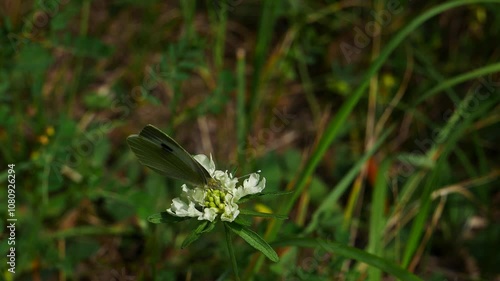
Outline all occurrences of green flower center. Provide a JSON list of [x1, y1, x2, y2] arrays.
[[204, 189, 227, 213]]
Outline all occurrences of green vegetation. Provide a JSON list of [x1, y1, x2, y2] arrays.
[[1, 0, 499, 280]]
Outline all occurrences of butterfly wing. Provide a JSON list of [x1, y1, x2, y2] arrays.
[[127, 125, 211, 186]]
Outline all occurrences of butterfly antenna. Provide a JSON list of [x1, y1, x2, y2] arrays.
[[238, 170, 261, 179]]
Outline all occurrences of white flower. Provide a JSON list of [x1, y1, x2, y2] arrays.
[[220, 194, 240, 222], [166, 154, 266, 222]]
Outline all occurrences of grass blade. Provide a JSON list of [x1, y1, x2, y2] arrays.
[[367, 159, 391, 281], [273, 238, 423, 281]]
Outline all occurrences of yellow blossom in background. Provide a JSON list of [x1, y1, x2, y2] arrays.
[[255, 203, 273, 214], [30, 151, 40, 160], [382, 73, 396, 89], [46, 126, 55, 136], [38, 135, 49, 145], [476, 7, 486, 23]]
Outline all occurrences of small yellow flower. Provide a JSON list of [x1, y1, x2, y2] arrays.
[[30, 151, 40, 160], [255, 203, 272, 214], [382, 73, 396, 89], [38, 135, 49, 145], [46, 126, 55, 136]]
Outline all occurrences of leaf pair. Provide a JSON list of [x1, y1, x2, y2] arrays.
[[148, 210, 286, 262]]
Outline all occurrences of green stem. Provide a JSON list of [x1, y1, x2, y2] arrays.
[[224, 222, 240, 281], [414, 62, 500, 105], [214, 2, 227, 72], [236, 49, 247, 166], [248, 1, 279, 125], [68, 0, 90, 115]]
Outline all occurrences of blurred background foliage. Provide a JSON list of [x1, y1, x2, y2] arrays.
[[0, 0, 499, 280]]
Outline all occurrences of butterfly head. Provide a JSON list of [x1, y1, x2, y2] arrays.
[[206, 178, 222, 190]]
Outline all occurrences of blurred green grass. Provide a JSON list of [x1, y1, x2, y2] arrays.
[[1, 0, 500, 280]]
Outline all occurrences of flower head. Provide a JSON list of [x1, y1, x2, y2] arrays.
[[167, 154, 266, 222]]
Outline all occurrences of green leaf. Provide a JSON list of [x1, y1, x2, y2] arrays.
[[238, 190, 294, 203], [54, 34, 114, 58], [224, 223, 240, 280], [397, 153, 435, 169], [83, 92, 113, 110], [233, 215, 252, 227], [181, 220, 217, 248], [259, 190, 295, 196], [367, 159, 391, 281], [239, 209, 288, 220], [147, 212, 190, 224], [273, 238, 422, 281], [15, 45, 53, 75], [226, 222, 279, 262]]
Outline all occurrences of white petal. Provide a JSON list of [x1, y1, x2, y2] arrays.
[[224, 193, 236, 204], [178, 184, 190, 200], [233, 187, 246, 201], [194, 154, 216, 174], [221, 202, 239, 222], [179, 185, 206, 205], [244, 173, 260, 187], [199, 207, 218, 221], [234, 173, 266, 200], [214, 170, 238, 191], [166, 198, 187, 214], [167, 198, 202, 218], [190, 187, 206, 204], [245, 174, 266, 194]]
